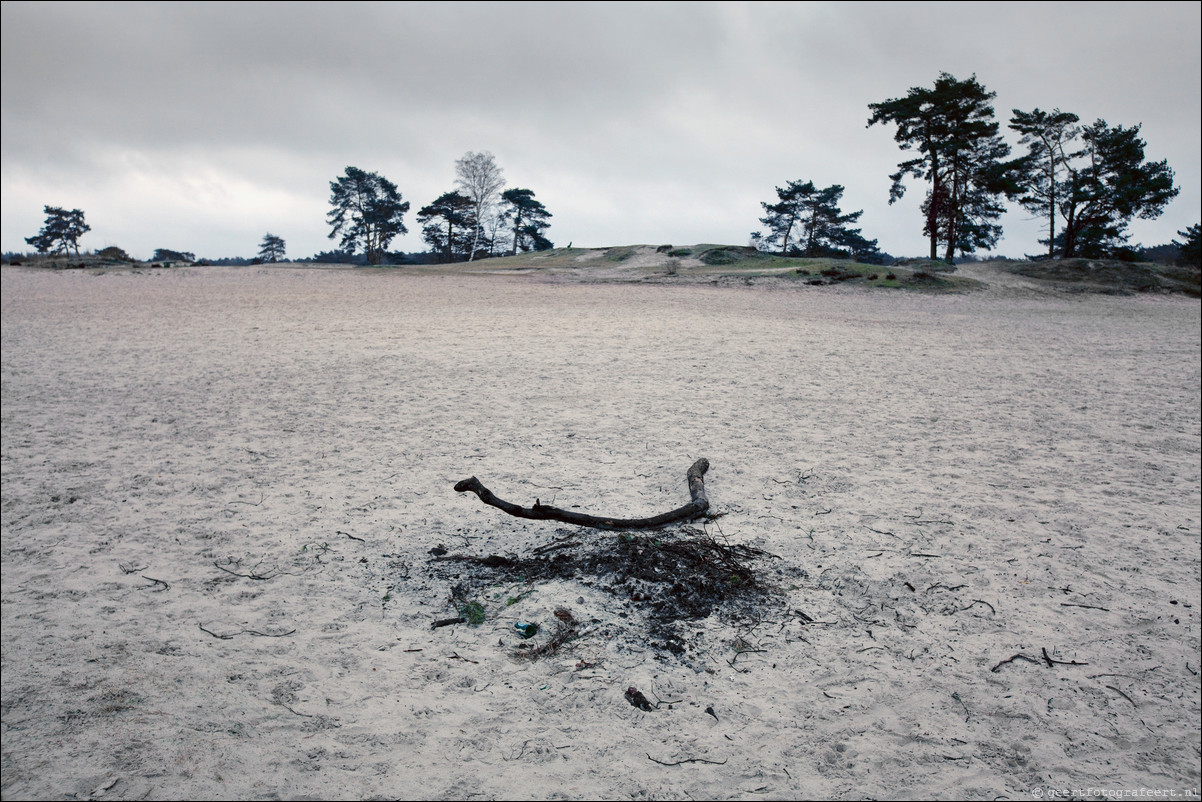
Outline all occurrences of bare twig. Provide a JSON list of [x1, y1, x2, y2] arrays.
[[991, 653, 1042, 672], [198, 623, 235, 640], [1042, 647, 1088, 667], [647, 753, 727, 766], [198, 623, 295, 639], [1061, 602, 1110, 611], [140, 575, 170, 592], [243, 628, 296, 638], [1105, 685, 1137, 708], [213, 559, 291, 581], [960, 599, 995, 614]]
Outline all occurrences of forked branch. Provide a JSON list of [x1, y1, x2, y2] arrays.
[[454, 458, 710, 530]]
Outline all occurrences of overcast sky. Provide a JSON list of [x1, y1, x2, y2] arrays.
[[2, 1, 1199, 260]]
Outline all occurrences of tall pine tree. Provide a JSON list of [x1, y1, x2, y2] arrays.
[[417, 191, 477, 263], [868, 73, 1020, 262], [1009, 108, 1081, 258], [499, 188, 553, 254], [327, 167, 409, 265], [1055, 120, 1178, 258]]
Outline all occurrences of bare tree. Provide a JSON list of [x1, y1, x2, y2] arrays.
[[454, 151, 505, 261]]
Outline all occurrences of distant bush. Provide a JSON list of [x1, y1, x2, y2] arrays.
[[152, 248, 195, 263], [96, 246, 133, 261]]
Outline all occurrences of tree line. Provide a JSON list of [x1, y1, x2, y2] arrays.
[[19, 73, 1195, 266], [327, 151, 553, 266], [752, 72, 1185, 264], [858, 72, 1179, 262]]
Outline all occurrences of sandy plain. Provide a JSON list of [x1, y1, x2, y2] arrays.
[[1, 264, 1199, 800]]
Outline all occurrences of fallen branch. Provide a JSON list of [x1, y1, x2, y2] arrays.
[[454, 458, 711, 529]]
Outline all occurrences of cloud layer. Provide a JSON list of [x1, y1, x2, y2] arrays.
[[3, 2, 1199, 259]]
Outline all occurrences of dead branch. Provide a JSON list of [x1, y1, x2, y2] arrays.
[[454, 458, 710, 529]]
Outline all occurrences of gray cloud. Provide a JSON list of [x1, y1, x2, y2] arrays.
[[3, 1, 1198, 259]]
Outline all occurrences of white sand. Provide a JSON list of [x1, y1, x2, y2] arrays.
[[2, 265, 1199, 800]]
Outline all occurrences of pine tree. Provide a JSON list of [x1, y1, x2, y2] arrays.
[[499, 188, 553, 254], [417, 191, 477, 263], [258, 233, 286, 262], [1173, 224, 1200, 267], [25, 206, 90, 256], [868, 73, 1020, 262], [1055, 121, 1178, 258], [327, 167, 410, 265], [752, 180, 879, 260], [1009, 108, 1081, 258]]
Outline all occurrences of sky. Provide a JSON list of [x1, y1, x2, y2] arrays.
[[2, 1, 1199, 261]]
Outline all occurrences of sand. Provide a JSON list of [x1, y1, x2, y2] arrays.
[[1, 264, 1199, 800]]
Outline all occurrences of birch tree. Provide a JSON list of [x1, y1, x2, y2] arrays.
[[454, 151, 505, 261]]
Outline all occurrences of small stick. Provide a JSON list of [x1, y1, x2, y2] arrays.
[[1061, 602, 1110, 611], [141, 575, 170, 591], [990, 653, 1042, 672], [1042, 647, 1088, 667], [243, 628, 296, 638], [961, 599, 996, 614], [432, 617, 466, 629], [647, 753, 727, 766], [198, 623, 235, 640], [1105, 685, 1137, 708]]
